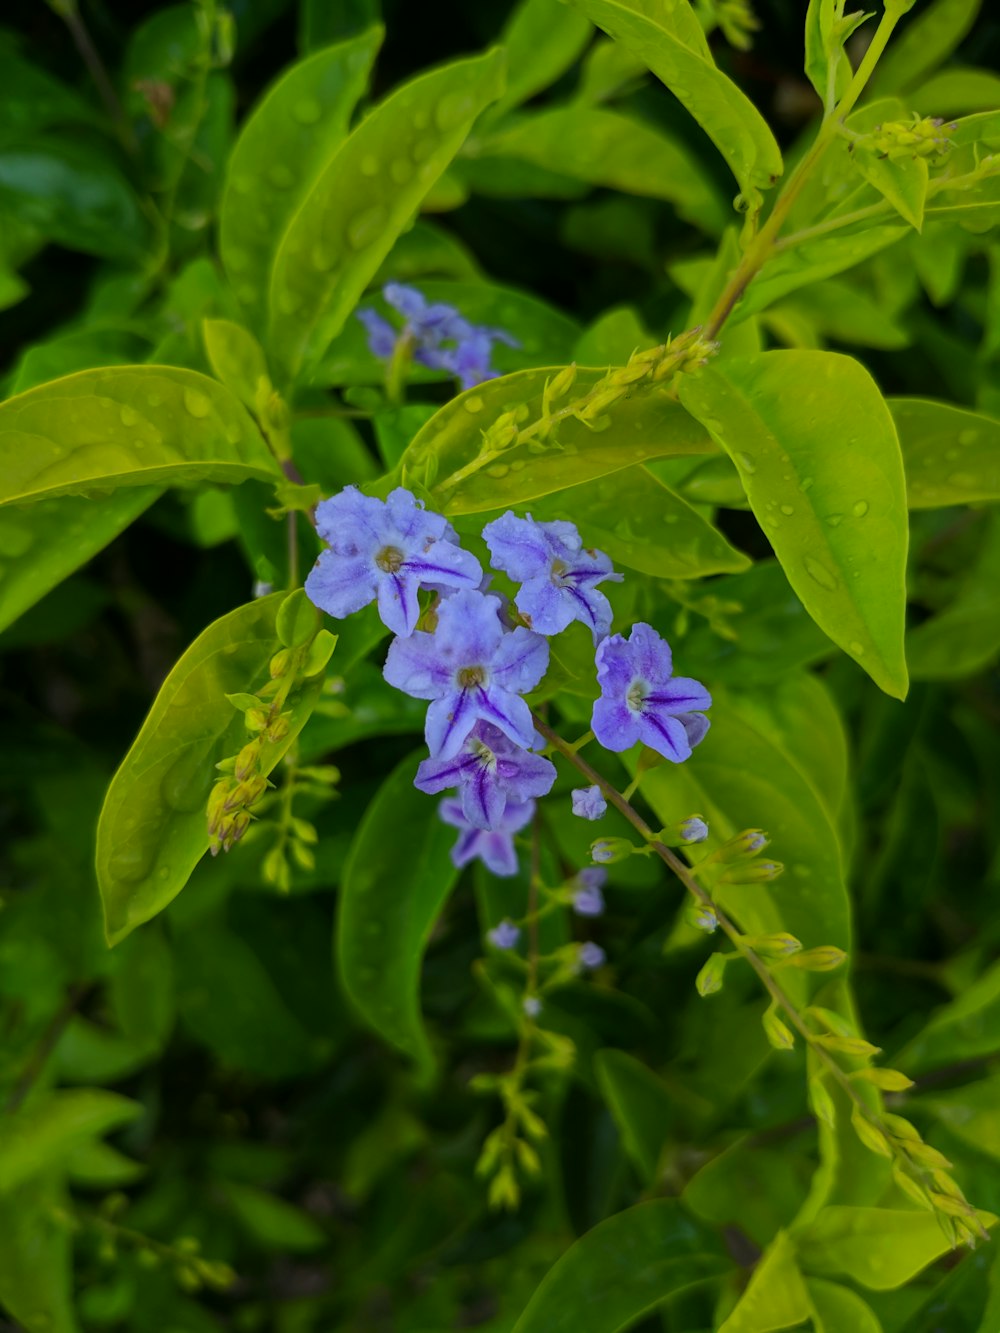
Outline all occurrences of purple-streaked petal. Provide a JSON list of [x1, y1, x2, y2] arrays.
[[383, 631, 454, 699], [450, 827, 483, 869], [383, 283, 427, 321], [592, 695, 640, 752], [480, 830, 519, 876], [376, 570, 421, 637], [383, 486, 442, 543], [474, 686, 536, 752], [305, 549, 377, 620], [572, 786, 607, 820], [402, 542, 483, 592], [426, 688, 477, 759], [645, 677, 713, 714], [414, 750, 478, 796], [594, 632, 637, 694], [565, 583, 614, 642], [637, 709, 692, 763], [491, 626, 549, 694], [460, 763, 506, 830], [495, 748, 557, 802], [515, 577, 576, 637], [482, 512, 552, 581]]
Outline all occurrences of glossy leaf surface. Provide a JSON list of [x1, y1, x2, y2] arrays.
[[680, 353, 909, 698], [890, 398, 1000, 507]]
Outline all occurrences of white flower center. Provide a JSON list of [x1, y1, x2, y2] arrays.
[[627, 679, 648, 712], [375, 545, 405, 573]]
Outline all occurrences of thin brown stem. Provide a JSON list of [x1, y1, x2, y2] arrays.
[[5, 983, 91, 1114], [57, 4, 137, 155]]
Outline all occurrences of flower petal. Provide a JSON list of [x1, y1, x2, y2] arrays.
[[460, 763, 505, 830], [627, 622, 673, 684], [474, 685, 536, 751], [645, 677, 713, 714], [376, 571, 422, 637], [305, 549, 377, 620], [482, 512, 552, 581], [426, 689, 478, 759], [383, 631, 453, 699], [637, 709, 692, 762], [592, 695, 640, 752], [491, 626, 549, 694], [515, 578, 576, 637], [414, 751, 478, 796]]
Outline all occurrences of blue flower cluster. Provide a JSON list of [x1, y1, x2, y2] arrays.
[[304, 485, 712, 876], [358, 283, 519, 390]]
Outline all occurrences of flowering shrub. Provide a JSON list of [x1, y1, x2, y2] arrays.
[[1, 0, 1000, 1329]]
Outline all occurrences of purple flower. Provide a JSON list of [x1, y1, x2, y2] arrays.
[[415, 721, 555, 830], [357, 283, 519, 391], [576, 867, 607, 893], [488, 919, 520, 949], [523, 995, 542, 1017], [305, 486, 482, 638], [592, 623, 711, 762], [483, 513, 622, 643], [384, 589, 549, 760], [440, 796, 534, 877], [579, 942, 606, 970], [571, 785, 607, 821]]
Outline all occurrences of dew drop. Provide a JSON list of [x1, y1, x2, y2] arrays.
[[800, 476, 814, 492], [360, 154, 379, 177], [948, 471, 975, 488], [804, 556, 838, 590], [737, 452, 756, 473], [225, 247, 249, 273], [162, 752, 211, 813], [347, 204, 388, 249], [487, 464, 510, 478], [277, 289, 301, 316], [268, 163, 294, 190], [959, 428, 979, 446], [183, 388, 211, 418], [390, 157, 413, 184], [411, 137, 434, 163], [311, 245, 336, 272], [108, 841, 156, 884], [826, 513, 843, 527], [230, 175, 252, 195], [414, 108, 430, 130], [147, 392, 162, 407], [849, 640, 865, 655], [0, 523, 32, 557], [435, 90, 473, 130], [945, 447, 960, 462], [463, 395, 484, 414], [119, 404, 139, 427], [780, 504, 794, 516], [852, 500, 869, 517], [292, 97, 322, 125], [509, 458, 526, 472]]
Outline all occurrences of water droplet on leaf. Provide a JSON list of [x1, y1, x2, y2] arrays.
[[183, 389, 211, 419], [804, 556, 838, 590], [852, 500, 869, 517], [292, 97, 322, 125]]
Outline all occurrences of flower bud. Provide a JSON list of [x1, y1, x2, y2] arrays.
[[660, 814, 709, 846], [762, 1007, 794, 1051], [233, 741, 261, 781], [545, 363, 577, 402], [269, 647, 293, 679], [714, 829, 768, 861], [244, 708, 268, 732], [718, 860, 784, 884], [696, 952, 726, 996], [266, 715, 291, 742], [785, 945, 846, 971], [687, 903, 719, 933], [590, 837, 635, 864], [747, 932, 802, 958]]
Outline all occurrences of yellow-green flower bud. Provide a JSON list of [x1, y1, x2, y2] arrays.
[[718, 859, 784, 884], [269, 647, 293, 679], [234, 740, 261, 781], [266, 714, 290, 743]]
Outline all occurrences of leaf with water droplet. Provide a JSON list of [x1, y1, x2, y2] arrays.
[[339, 753, 461, 1075], [220, 27, 382, 325], [0, 366, 279, 508], [679, 352, 909, 699], [568, 0, 782, 196], [890, 397, 1000, 507], [97, 594, 326, 946], [269, 48, 506, 384]]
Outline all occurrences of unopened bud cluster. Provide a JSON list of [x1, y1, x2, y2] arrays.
[[869, 116, 955, 163]]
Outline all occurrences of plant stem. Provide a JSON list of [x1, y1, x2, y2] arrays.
[[5, 983, 92, 1114], [55, 3, 137, 155], [529, 715, 923, 1172], [701, 3, 908, 341]]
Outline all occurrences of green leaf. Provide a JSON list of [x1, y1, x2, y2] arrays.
[[338, 752, 462, 1072], [679, 353, 909, 699], [222, 1181, 326, 1251], [67, 1140, 145, 1189], [0, 136, 148, 262], [895, 958, 1000, 1075], [909, 515, 1000, 679], [568, 0, 783, 195], [268, 48, 506, 384], [593, 1049, 676, 1182], [853, 150, 928, 230], [920, 1072, 1000, 1163], [203, 318, 272, 413], [795, 1206, 992, 1289], [635, 693, 851, 953], [219, 28, 382, 322], [804, 0, 866, 109], [477, 107, 728, 233], [96, 594, 324, 946], [511, 1199, 728, 1332], [0, 1089, 141, 1193], [528, 463, 750, 578], [684, 1140, 813, 1251], [871, 0, 982, 98], [806, 1279, 883, 1333], [0, 367, 281, 508], [717, 1231, 812, 1333], [0, 1178, 76, 1333], [890, 398, 1000, 508], [393, 368, 715, 515], [0, 489, 158, 634], [916, 67, 1000, 116], [491, 0, 593, 117]]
